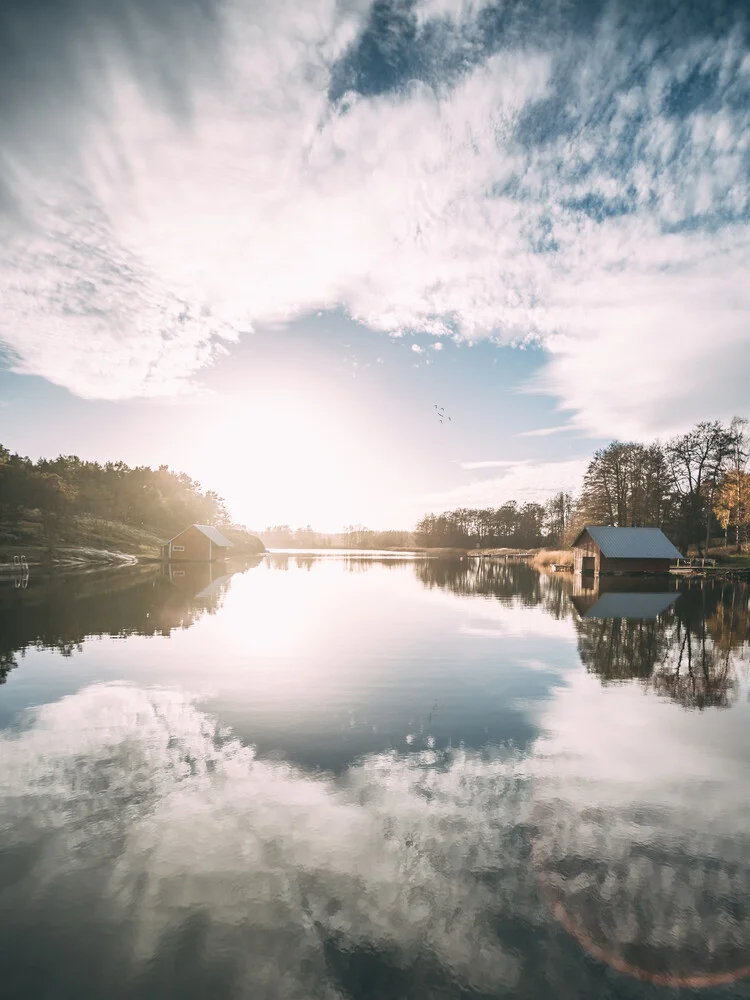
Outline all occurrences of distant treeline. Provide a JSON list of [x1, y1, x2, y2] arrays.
[[0, 445, 229, 544], [415, 418, 750, 554], [414, 493, 571, 549], [259, 525, 413, 549], [261, 499, 571, 551]]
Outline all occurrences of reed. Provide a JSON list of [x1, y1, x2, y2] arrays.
[[532, 548, 573, 570]]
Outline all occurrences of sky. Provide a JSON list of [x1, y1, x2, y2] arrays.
[[1, 0, 749, 530]]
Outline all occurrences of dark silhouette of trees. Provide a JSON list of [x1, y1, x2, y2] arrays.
[[575, 615, 671, 684]]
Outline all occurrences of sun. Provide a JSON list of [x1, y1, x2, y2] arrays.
[[188, 388, 358, 530]]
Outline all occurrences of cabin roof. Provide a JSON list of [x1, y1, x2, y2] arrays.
[[165, 524, 233, 547], [194, 524, 233, 547], [574, 525, 682, 560], [579, 592, 679, 619]]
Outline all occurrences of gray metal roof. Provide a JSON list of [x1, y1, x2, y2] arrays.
[[578, 526, 682, 560], [194, 524, 233, 547], [582, 592, 679, 619]]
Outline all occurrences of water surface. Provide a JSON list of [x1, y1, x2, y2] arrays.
[[1, 555, 748, 999]]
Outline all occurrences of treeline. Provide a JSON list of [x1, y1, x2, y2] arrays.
[[414, 492, 573, 549], [416, 417, 750, 554], [0, 445, 229, 544], [259, 525, 413, 549]]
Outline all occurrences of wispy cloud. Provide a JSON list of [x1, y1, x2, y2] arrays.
[[517, 425, 573, 438], [460, 459, 533, 470], [0, 0, 749, 426], [425, 457, 588, 509]]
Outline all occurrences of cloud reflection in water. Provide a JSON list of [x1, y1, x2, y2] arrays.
[[0, 672, 749, 996]]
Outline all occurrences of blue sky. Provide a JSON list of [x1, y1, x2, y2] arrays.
[[1, 0, 749, 528]]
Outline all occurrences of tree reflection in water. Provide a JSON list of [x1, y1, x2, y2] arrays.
[[573, 577, 748, 709], [415, 558, 571, 620], [415, 557, 749, 710], [0, 559, 263, 684], [2, 556, 748, 713]]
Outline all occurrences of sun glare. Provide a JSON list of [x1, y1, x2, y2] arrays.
[[189, 389, 360, 530]]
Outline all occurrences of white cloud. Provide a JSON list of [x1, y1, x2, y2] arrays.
[[0, 0, 748, 428], [0, 0, 552, 398], [431, 342, 443, 350], [410, 343, 424, 353], [425, 457, 588, 508]]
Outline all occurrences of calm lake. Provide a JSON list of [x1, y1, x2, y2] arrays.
[[1, 554, 749, 1000]]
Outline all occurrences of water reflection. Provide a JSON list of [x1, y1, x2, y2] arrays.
[[2, 558, 748, 715], [0, 556, 749, 998], [415, 557, 571, 620], [0, 559, 263, 684], [0, 683, 541, 999], [265, 551, 417, 572], [532, 663, 750, 988], [572, 577, 748, 709], [414, 559, 750, 709]]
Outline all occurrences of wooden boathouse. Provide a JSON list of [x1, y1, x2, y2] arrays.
[[161, 524, 233, 562], [572, 526, 682, 576]]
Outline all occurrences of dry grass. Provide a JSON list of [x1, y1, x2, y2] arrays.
[[532, 548, 574, 571]]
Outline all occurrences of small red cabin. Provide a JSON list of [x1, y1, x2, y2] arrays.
[[161, 524, 233, 562]]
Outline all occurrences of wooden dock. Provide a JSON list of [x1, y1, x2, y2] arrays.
[[671, 559, 750, 580]]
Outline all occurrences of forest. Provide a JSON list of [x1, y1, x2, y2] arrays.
[[415, 418, 750, 554], [0, 446, 230, 547]]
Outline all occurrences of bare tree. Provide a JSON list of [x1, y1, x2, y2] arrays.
[[578, 442, 672, 529], [666, 422, 735, 554], [544, 491, 573, 543]]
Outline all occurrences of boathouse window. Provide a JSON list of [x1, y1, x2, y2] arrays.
[[172, 545, 185, 552]]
